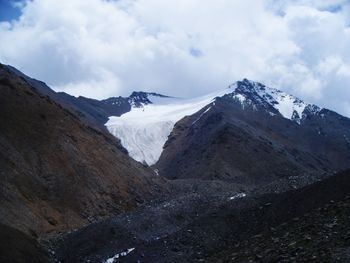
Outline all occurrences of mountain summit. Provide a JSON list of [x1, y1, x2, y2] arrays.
[[229, 79, 320, 124]]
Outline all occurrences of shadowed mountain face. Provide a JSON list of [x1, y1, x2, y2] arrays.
[[155, 80, 350, 185], [0, 64, 164, 238]]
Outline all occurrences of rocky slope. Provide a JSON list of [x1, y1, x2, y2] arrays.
[[155, 79, 350, 185], [208, 169, 350, 262], [52, 169, 350, 262], [0, 63, 164, 240]]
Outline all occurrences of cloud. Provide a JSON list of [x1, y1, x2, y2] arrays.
[[0, 0, 349, 117]]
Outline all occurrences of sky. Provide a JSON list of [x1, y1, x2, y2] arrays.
[[0, 0, 350, 117]]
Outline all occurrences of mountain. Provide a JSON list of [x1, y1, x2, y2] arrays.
[[0, 63, 164, 239], [155, 79, 350, 184], [103, 78, 350, 186], [8, 65, 349, 183]]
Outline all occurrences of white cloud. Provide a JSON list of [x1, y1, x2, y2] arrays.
[[0, 0, 349, 116]]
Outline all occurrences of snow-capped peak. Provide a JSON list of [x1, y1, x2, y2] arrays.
[[228, 79, 319, 123]]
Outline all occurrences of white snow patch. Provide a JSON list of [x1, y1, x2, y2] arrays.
[[234, 93, 246, 104], [104, 248, 135, 263], [274, 95, 306, 121], [106, 87, 235, 165], [253, 82, 307, 121], [228, 193, 247, 200]]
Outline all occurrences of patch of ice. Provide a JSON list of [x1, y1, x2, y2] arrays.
[[104, 248, 135, 263], [228, 193, 247, 200]]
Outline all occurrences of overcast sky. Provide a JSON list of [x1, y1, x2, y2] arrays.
[[0, 0, 350, 116]]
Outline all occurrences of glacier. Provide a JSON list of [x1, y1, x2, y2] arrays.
[[106, 87, 236, 165]]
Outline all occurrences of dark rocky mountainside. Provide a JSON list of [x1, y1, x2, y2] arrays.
[[155, 80, 350, 186], [0, 63, 164, 239]]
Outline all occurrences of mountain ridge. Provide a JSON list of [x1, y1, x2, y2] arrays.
[[3, 64, 349, 172]]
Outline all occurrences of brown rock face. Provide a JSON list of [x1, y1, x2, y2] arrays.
[[0, 64, 163, 238]]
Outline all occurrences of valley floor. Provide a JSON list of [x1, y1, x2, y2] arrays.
[[45, 170, 350, 263]]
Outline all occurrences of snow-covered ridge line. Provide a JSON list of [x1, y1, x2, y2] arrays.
[[106, 79, 320, 165]]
